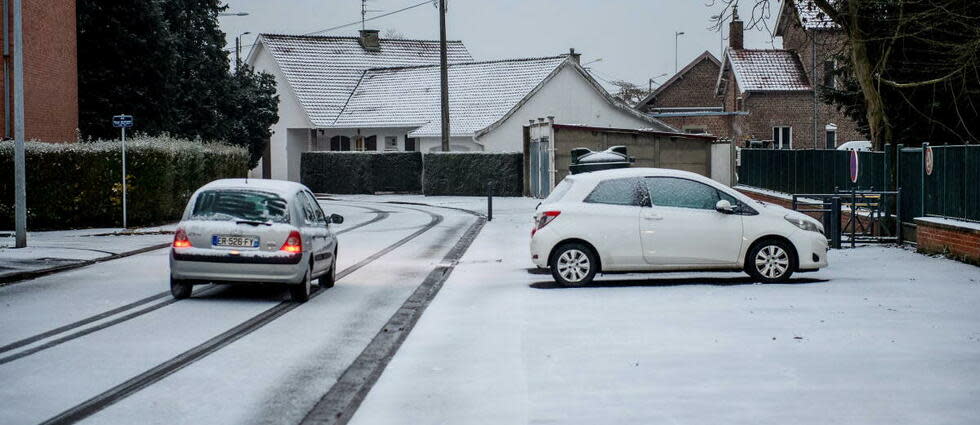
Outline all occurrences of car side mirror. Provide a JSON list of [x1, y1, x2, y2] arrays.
[[715, 199, 736, 214], [329, 214, 344, 224]]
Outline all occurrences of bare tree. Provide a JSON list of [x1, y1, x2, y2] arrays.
[[609, 80, 651, 107], [382, 28, 405, 39]]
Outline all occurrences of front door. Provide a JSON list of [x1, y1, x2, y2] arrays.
[[640, 177, 743, 266]]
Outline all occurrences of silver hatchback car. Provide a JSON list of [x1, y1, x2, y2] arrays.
[[169, 179, 342, 302]]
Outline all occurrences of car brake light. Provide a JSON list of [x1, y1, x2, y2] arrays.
[[280, 230, 302, 253], [173, 228, 191, 248], [531, 211, 561, 236]]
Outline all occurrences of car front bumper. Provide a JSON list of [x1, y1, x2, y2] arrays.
[[169, 249, 306, 284], [790, 230, 829, 271]]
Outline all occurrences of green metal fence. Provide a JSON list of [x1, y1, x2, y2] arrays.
[[738, 145, 980, 223]]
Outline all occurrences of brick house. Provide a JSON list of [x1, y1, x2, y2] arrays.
[[635, 51, 744, 138], [0, 0, 78, 142], [640, 1, 863, 149]]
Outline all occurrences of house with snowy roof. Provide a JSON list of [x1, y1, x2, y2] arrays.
[[246, 30, 673, 181], [714, 1, 862, 149]]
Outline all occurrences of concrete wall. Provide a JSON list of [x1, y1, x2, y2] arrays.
[[478, 65, 655, 153], [543, 125, 714, 184], [711, 142, 733, 186]]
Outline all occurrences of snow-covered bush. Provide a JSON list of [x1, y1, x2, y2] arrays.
[[422, 152, 523, 196], [301, 151, 422, 194], [0, 136, 248, 229]]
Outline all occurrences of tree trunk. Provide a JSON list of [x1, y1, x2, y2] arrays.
[[848, 0, 891, 150]]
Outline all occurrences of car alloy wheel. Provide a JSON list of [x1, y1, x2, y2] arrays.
[[550, 243, 598, 287], [754, 245, 790, 280]]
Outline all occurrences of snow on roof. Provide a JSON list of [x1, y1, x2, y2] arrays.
[[725, 49, 811, 92], [201, 178, 308, 198], [331, 56, 567, 137], [257, 34, 473, 127], [793, 0, 838, 29]]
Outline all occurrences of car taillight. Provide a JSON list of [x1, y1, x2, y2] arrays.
[[280, 230, 302, 253], [531, 211, 561, 236], [173, 228, 191, 248]]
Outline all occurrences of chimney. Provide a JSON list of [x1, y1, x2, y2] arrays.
[[359, 29, 380, 51], [729, 6, 744, 50], [567, 48, 581, 65]]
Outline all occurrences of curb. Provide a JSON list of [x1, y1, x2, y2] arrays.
[[0, 243, 172, 287]]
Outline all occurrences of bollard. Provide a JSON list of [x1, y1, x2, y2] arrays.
[[830, 196, 842, 249], [487, 182, 493, 222]]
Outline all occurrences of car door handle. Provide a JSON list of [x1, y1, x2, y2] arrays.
[[642, 212, 663, 220]]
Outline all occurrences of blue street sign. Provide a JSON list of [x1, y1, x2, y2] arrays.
[[112, 114, 134, 128]]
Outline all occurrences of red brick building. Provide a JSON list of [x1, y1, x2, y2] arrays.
[[639, 1, 864, 149], [0, 0, 78, 142]]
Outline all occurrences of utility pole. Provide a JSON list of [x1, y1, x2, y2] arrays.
[[439, 0, 450, 151], [12, 0, 26, 248], [235, 31, 251, 74]]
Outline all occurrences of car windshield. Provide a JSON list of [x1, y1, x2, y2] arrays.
[[190, 189, 289, 223]]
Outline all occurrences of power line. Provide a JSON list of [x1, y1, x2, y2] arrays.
[[225, 0, 435, 53]]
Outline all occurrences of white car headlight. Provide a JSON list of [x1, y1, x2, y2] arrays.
[[785, 214, 822, 233]]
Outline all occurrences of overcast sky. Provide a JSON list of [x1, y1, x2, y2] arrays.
[[219, 0, 783, 90]]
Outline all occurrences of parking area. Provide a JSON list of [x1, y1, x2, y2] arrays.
[[346, 196, 980, 425]]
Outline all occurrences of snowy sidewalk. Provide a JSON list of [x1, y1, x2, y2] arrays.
[[346, 196, 980, 425], [0, 225, 176, 284]]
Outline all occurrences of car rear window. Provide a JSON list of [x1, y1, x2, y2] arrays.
[[190, 190, 289, 223], [542, 179, 574, 205]]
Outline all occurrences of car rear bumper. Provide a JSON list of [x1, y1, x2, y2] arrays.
[[530, 228, 558, 268], [169, 249, 306, 284]]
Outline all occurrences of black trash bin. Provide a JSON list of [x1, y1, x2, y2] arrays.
[[568, 146, 634, 175]]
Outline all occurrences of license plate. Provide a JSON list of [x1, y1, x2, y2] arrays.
[[212, 235, 259, 248]]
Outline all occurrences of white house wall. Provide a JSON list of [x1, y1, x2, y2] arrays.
[[248, 43, 313, 180], [477, 65, 654, 152]]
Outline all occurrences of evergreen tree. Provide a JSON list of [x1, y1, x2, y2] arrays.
[[77, 0, 279, 167]]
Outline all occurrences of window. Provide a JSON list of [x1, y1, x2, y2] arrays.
[[191, 190, 289, 223], [330, 136, 351, 151], [543, 179, 574, 205], [772, 126, 792, 149], [385, 136, 398, 151], [405, 137, 417, 152], [645, 177, 724, 210], [364, 135, 378, 151], [823, 60, 836, 89], [584, 177, 642, 206]]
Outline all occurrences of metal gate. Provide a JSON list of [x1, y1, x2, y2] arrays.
[[529, 137, 551, 198]]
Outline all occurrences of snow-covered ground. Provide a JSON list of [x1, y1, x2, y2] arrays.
[[350, 196, 980, 425], [0, 225, 176, 281]]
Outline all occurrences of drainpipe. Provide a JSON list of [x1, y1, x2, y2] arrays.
[[812, 35, 817, 150], [3, 0, 10, 139]]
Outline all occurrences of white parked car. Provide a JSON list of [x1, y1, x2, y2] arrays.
[[836, 140, 872, 151], [530, 168, 828, 286], [169, 179, 342, 302]]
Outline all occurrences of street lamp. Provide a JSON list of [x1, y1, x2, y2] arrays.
[[219, 12, 249, 16], [236, 31, 251, 73], [674, 31, 685, 73], [582, 58, 602, 69], [711, 14, 724, 58], [648, 73, 669, 91]]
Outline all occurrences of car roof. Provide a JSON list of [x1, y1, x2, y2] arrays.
[[198, 179, 309, 198], [566, 167, 711, 182]]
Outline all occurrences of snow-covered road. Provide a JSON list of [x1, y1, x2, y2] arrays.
[[0, 201, 476, 425], [350, 198, 980, 425]]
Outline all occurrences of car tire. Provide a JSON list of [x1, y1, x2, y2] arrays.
[[550, 243, 598, 287], [320, 250, 337, 289], [746, 239, 796, 283], [170, 276, 193, 300], [290, 266, 312, 302]]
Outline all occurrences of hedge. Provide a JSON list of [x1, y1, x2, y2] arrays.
[[0, 137, 248, 230], [422, 152, 523, 196], [301, 151, 422, 194]]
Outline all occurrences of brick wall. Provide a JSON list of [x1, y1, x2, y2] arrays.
[[644, 56, 721, 109], [736, 91, 816, 148], [914, 219, 980, 266], [655, 114, 731, 138], [0, 0, 78, 142]]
